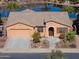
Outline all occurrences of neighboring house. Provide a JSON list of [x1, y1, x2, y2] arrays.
[[0, 12, 6, 38], [0, 22, 4, 37], [6, 9, 72, 39]]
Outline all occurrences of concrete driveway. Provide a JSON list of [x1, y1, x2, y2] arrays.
[[4, 37, 31, 48]]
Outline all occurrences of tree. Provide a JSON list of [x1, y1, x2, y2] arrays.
[[7, 2, 19, 11], [62, 6, 74, 12], [46, 50, 65, 59], [76, 0, 79, 2], [74, 7, 79, 12]]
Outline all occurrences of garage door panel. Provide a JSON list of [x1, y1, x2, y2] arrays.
[[7, 30, 33, 38]]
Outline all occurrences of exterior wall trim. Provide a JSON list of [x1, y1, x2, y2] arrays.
[[46, 20, 72, 28], [6, 22, 35, 28]]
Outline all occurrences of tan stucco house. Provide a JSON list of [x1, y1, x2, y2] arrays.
[[6, 9, 72, 39]]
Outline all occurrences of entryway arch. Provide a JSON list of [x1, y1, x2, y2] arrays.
[[48, 27, 54, 36]]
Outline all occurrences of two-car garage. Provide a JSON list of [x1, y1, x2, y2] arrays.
[[7, 23, 34, 38], [5, 23, 34, 48]]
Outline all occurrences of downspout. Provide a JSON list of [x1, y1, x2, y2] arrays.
[[43, 20, 46, 38]]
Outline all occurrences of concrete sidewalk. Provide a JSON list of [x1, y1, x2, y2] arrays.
[[0, 48, 79, 53]]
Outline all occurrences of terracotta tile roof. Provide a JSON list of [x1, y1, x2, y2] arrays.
[[7, 9, 72, 27]]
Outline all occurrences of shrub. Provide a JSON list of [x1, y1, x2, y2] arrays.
[[69, 43, 76, 48], [32, 32, 41, 43], [66, 31, 76, 42], [59, 31, 76, 48], [41, 39, 49, 48], [59, 33, 66, 39], [46, 50, 65, 59]]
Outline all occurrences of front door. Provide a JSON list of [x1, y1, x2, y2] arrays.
[[48, 27, 54, 36]]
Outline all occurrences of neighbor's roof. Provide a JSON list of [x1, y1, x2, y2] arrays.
[[7, 9, 72, 27]]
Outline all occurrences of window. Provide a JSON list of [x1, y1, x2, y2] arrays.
[[0, 26, 3, 31], [0, 31, 3, 37], [37, 26, 43, 32], [57, 27, 68, 33]]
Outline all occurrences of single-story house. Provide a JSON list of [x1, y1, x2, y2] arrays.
[[6, 9, 72, 39]]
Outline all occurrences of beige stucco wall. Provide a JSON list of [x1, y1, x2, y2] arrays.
[[45, 22, 72, 37], [6, 22, 72, 39], [7, 23, 35, 38], [33, 21, 72, 38]]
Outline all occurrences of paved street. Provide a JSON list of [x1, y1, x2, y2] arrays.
[[0, 48, 78, 59], [0, 53, 79, 59]]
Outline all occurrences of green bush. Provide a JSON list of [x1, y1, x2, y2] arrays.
[[62, 6, 74, 12], [74, 7, 79, 12], [77, 0, 79, 2], [41, 39, 49, 48], [66, 31, 76, 42], [32, 32, 41, 43], [59, 31, 76, 48]]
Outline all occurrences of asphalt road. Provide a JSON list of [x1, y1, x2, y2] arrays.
[[0, 53, 79, 59]]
